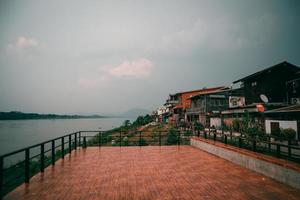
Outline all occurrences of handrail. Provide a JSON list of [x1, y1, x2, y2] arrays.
[[0, 131, 79, 158], [193, 127, 300, 162], [0, 131, 103, 158], [0, 129, 189, 198]]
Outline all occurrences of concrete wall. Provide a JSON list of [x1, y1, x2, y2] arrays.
[[191, 138, 300, 190], [265, 119, 298, 140]]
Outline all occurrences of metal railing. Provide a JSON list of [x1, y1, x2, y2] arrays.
[[193, 128, 300, 163], [0, 129, 190, 198], [0, 131, 84, 199]]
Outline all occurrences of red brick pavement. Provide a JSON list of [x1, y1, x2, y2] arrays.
[[4, 146, 300, 200]]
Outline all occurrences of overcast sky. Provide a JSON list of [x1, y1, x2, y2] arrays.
[[0, 0, 300, 114]]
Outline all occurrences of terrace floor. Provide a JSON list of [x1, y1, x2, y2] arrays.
[[4, 146, 300, 200]]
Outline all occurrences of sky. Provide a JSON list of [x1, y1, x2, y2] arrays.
[[0, 0, 300, 114]]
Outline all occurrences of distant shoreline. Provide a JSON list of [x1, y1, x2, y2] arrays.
[[0, 111, 115, 120]]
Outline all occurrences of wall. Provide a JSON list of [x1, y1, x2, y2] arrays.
[[191, 138, 300, 190], [210, 117, 221, 128], [265, 119, 298, 140]]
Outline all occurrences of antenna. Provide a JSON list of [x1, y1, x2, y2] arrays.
[[260, 94, 269, 103]]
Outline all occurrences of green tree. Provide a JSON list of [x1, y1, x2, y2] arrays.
[[123, 120, 131, 127], [123, 136, 129, 146], [132, 114, 153, 126]]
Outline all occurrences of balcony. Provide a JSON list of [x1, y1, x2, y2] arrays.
[[186, 107, 203, 114]]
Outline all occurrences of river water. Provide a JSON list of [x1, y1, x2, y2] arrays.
[[0, 118, 131, 156]]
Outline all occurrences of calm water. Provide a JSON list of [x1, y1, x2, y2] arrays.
[[0, 118, 131, 155]]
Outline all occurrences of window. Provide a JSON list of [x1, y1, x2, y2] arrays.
[[251, 81, 257, 87]]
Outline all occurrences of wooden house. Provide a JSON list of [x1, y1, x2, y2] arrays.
[[186, 87, 229, 127], [233, 61, 300, 105]]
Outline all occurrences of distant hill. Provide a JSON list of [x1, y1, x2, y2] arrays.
[[121, 108, 151, 118], [0, 111, 106, 120]]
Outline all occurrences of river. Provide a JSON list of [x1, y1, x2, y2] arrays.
[[0, 118, 132, 156]]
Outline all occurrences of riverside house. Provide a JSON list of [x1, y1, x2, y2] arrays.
[[233, 61, 300, 105], [222, 61, 300, 138], [165, 87, 224, 124], [186, 87, 229, 127], [264, 104, 300, 140]]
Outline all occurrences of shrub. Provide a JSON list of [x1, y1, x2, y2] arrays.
[[222, 125, 231, 131], [244, 127, 266, 141], [232, 119, 240, 132], [282, 128, 296, 141], [166, 128, 178, 145], [123, 136, 129, 146], [140, 138, 148, 146], [184, 130, 193, 136], [194, 122, 204, 131]]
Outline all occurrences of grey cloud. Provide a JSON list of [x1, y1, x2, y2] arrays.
[[0, 0, 299, 114]]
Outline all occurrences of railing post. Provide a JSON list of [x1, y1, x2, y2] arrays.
[[268, 137, 271, 152], [99, 132, 101, 147], [139, 131, 142, 146], [208, 128, 210, 136], [288, 140, 291, 157], [238, 137, 242, 148], [159, 131, 161, 146], [204, 131, 207, 139], [40, 144, 44, 173], [83, 136, 87, 148], [25, 148, 30, 183], [119, 131, 122, 147], [61, 137, 64, 159], [222, 128, 224, 138], [224, 135, 227, 144], [0, 156, 3, 199], [69, 135, 72, 153], [78, 131, 81, 146], [51, 140, 55, 165], [213, 133, 216, 141], [276, 144, 280, 158], [61, 137, 65, 159], [74, 132, 77, 150], [252, 139, 256, 152], [178, 130, 181, 145], [197, 130, 200, 137]]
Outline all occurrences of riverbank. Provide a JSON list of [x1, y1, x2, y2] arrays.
[[0, 111, 108, 120]]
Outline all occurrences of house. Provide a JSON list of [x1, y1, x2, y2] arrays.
[[222, 61, 300, 131], [155, 106, 169, 123], [164, 93, 180, 124], [186, 87, 229, 127], [286, 74, 300, 104], [165, 87, 224, 124], [264, 104, 300, 140], [233, 61, 300, 105]]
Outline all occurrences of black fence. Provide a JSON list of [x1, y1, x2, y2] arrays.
[[194, 128, 300, 163], [0, 129, 190, 198], [80, 130, 191, 147]]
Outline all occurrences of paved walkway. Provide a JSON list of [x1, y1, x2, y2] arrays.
[[5, 146, 300, 200]]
